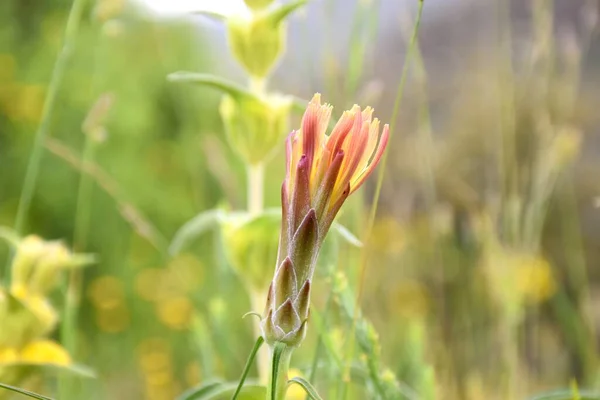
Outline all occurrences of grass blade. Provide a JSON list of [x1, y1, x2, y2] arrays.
[[231, 336, 265, 400], [176, 380, 224, 400], [0, 383, 54, 400]]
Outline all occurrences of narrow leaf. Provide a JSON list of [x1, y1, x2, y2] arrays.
[[167, 73, 255, 103], [231, 336, 265, 400], [191, 11, 227, 21], [527, 389, 600, 400], [0, 226, 20, 247], [242, 311, 262, 320], [177, 380, 224, 400], [169, 209, 224, 255], [287, 377, 324, 400], [268, 0, 308, 25], [0, 382, 54, 400], [331, 222, 362, 247]]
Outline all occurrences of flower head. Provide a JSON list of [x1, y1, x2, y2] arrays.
[[284, 93, 389, 241], [261, 94, 389, 347]]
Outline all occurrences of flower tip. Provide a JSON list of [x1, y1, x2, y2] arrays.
[[310, 93, 322, 104]]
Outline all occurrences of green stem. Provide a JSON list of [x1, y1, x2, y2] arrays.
[[247, 163, 265, 215], [266, 344, 292, 400], [7, 0, 88, 281], [249, 77, 266, 96]]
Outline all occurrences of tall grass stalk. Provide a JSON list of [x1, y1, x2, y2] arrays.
[[12, 0, 87, 239], [338, 1, 425, 398]]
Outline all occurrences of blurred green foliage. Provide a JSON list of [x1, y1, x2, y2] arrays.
[[1, 0, 600, 399]]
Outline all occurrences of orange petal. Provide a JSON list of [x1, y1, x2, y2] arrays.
[[350, 123, 389, 193]]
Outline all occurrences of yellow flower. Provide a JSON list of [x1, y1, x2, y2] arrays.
[[515, 256, 556, 303], [0, 347, 18, 364], [19, 340, 71, 366], [156, 296, 193, 330]]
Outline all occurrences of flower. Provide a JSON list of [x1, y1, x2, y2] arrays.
[[284, 93, 389, 239], [261, 94, 389, 347]]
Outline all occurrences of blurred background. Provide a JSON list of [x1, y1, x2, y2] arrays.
[[1, 0, 600, 399]]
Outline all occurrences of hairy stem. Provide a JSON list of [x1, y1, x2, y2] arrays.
[[266, 344, 292, 400]]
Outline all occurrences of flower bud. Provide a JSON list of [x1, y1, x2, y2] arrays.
[[260, 94, 389, 348], [226, 1, 305, 78], [219, 92, 291, 165], [10, 236, 94, 298]]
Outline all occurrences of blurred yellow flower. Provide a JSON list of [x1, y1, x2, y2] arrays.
[[144, 369, 172, 387], [135, 268, 165, 302], [286, 368, 307, 399], [135, 254, 203, 303], [483, 247, 557, 312], [0, 347, 18, 364], [515, 256, 556, 304], [87, 275, 125, 309], [94, 0, 125, 22], [185, 361, 201, 387], [19, 340, 71, 366], [5, 84, 46, 123], [95, 303, 130, 333], [0, 54, 16, 81], [156, 296, 193, 330], [370, 216, 405, 254], [391, 280, 430, 319]]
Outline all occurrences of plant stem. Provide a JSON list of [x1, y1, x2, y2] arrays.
[[250, 288, 270, 383], [247, 163, 265, 215], [6, 0, 87, 282], [249, 77, 266, 96], [266, 344, 292, 400]]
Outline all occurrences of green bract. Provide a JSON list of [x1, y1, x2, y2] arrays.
[[219, 93, 292, 165]]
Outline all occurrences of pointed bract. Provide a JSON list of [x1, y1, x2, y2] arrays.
[[273, 299, 301, 334], [274, 257, 297, 307], [294, 279, 311, 320], [289, 209, 319, 284]]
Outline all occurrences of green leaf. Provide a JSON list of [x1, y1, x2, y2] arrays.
[[169, 209, 225, 255], [528, 389, 600, 400], [231, 336, 265, 400], [167, 73, 255, 103], [2, 362, 96, 379], [287, 377, 324, 400], [176, 380, 224, 400], [0, 382, 54, 400]]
